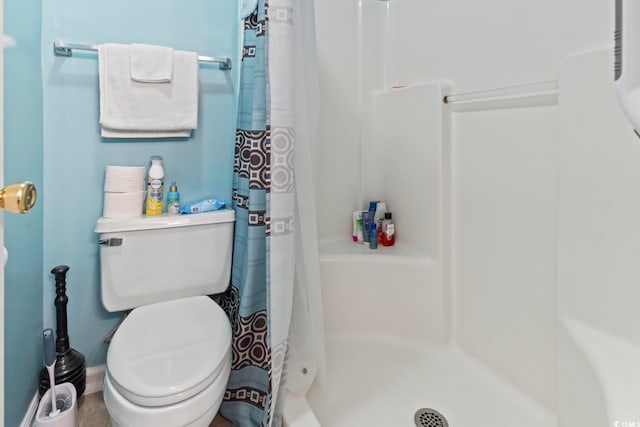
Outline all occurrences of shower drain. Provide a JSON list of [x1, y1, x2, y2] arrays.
[[414, 408, 449, 427]]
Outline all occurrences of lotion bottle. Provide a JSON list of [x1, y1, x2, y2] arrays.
[[352, 211, 364, 243], [146, 155, 164, 216]]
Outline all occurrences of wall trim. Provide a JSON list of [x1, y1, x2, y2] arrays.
[[85, 364, 106, 395], [20, 392, 39, 427]]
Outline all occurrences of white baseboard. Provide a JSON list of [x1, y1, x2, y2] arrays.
[[20, 392, 39, 427], [85, 364, 106, 395], [20, 365, 105, 427]]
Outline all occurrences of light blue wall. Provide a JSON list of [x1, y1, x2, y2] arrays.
[[3, 0, 44, 425], [41, 0, 240, 367]]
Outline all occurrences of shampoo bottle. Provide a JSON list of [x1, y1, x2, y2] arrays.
[[146, 155, 164, 216], [167, 181, 180, 216]]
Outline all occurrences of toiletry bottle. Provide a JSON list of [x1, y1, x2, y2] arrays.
[[146, 155, 164, 216], [381, 212, 395, 246], [369, 222, 378, 249], [167, 181, 180, 216], [374, 201, 387, 238], [364, 201, 378, 243], [352, 211, 364, 243]]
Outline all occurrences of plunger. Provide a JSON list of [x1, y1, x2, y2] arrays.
[[39, 265, 86, 397]]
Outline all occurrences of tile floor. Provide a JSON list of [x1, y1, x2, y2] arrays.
[[77, 392, 233, 427]]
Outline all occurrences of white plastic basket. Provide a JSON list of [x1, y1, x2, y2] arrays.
[[34, 382, 78, 427]]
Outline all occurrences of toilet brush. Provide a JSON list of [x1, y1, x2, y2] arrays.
[[34, 328, 78, 427], [43, 329, 60, 417]]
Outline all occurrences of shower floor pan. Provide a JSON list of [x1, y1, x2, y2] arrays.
[[306, 335, 556, 427]]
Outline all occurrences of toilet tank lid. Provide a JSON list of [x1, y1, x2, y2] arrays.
[[95, 209, 235, 233]]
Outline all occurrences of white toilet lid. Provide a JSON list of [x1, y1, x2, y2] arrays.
[[107, 296, 231, 407]]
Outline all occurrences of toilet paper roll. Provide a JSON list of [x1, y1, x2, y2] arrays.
[[104, 166, 146, 193], [103, 191, 146, 218]]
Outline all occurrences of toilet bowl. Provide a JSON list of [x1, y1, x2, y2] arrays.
[[95, 209, 236, 427], [103, 296, 232, 427]]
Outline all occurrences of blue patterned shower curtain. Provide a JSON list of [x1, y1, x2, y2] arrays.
[[217, 1, 295, 426]]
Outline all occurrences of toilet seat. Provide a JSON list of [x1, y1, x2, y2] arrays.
[[107, 296, 231, 407], [103, 357, 231, 427]]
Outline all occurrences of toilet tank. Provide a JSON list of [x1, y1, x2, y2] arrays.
[[95, 209, 235, 312]]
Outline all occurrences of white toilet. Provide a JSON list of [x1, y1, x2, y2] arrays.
[[95, 209, 235, 427]]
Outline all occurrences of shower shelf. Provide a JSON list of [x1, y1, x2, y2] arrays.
[[319, 238, 434, 265]]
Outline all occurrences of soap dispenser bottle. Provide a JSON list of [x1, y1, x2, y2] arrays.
[[146, 155, 164, 216]]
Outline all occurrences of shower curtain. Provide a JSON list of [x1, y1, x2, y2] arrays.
[[285, 0, 326, 401], [217, 0, 297, 425]]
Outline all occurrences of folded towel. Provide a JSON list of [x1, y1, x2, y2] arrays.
[[98, 43, 198, 135], [130, 43, 173, 83], [101, 127, 192, 138]]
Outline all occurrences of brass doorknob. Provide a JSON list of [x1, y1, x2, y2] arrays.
[[0, 181, 37, 214]]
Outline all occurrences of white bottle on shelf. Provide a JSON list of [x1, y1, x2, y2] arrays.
[[373, 201, 387, 232]]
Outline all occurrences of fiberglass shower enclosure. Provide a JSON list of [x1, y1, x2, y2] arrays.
[[287, 0, 640, 426]]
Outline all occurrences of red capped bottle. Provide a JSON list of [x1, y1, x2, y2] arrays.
[[381, 212, 395, 246]]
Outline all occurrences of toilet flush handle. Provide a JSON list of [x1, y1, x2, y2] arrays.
[[98, 238, 123, 247]]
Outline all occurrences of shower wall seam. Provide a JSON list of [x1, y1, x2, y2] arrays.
[[356, 0, 364, 209], [441, 87, 454, 346]]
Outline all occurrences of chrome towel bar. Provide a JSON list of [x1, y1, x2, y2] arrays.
[[53, 40, 232, 70]]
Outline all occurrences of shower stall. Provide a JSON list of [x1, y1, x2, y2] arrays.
[[285, 0, 640, 426]]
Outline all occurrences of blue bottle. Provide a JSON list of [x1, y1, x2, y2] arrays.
[[363, 201, 378, 243], [369, 221, 378, 249]]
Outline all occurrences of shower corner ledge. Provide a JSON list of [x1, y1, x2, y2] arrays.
[[318, 238, 436, 266]]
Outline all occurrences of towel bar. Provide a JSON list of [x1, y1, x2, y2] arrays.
[[53, 40, 232, 70]]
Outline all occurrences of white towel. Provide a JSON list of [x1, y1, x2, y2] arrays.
[[98, 43, 199, 135], [101, 127, 192, 138], [130, 43, 173, 83]]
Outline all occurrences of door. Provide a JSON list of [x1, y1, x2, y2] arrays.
[[0, 3, 44, 423], [1, 0, 6, 422]]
